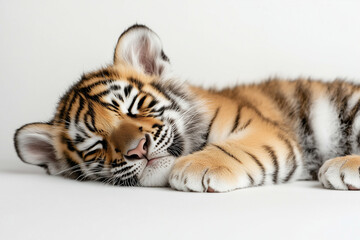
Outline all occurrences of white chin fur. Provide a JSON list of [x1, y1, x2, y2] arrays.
[[139, 156, 176, 187]]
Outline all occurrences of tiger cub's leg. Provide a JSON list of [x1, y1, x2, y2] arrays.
[[318, 155, 360, 190], [169, 144, 259, 192], [169, 107, 303, 192], [169, 140, 302, 192]]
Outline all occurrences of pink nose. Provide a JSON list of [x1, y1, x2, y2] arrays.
[[126, 138, 147, 159]]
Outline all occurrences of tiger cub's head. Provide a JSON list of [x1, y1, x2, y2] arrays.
[[14, 24, 207, 187]]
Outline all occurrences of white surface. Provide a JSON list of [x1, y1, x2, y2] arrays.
[[1, 168, 360, 240], [1, 0, 360, 239]]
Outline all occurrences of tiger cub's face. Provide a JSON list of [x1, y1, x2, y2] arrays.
[[14, 25, 207, 187]]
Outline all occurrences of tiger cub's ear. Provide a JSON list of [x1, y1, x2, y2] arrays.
[[14, 123, 57, 169], [114, 24, 171, 76]]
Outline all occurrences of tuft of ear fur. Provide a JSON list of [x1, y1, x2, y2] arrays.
[[114, 24, 171, 76], [14, 122, 57, 170]]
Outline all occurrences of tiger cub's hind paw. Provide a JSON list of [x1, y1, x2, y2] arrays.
[[318, 156, 360, 190]]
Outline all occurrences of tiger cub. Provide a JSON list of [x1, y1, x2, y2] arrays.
[[14, 24, 360, 192]]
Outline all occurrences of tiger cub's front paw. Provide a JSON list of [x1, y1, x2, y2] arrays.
[[168, 153, 251, 192], [318, 156, 360, 190]]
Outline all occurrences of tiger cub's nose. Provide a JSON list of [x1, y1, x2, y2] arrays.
[[125, 138, 148, 160]]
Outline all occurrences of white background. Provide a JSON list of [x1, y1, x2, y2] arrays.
[[1, 0, 360, 165], [1, 1, 360, 240]]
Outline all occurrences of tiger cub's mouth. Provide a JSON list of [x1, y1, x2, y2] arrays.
[[146, 155, 171, 166], [138, 155, 177, 187], [122, 128, 179, 187]]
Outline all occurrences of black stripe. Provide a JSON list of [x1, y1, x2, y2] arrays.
[[150, 82, 171, 101], [278, 134, 298, 182], [75, 96, 85, 124], [244, 151, 266, 185], [95, 101, 119, 114], [80, 79, 115, 92], [91, 89, 110, 98], [152, 124, 162, 129], [128, 77, 144, 89], [156, 128, 168, 147], [111, 160, 127, 168], [85, 92, 119, 113], [263, 145, 279, 184], [239, 102, 286, 132], [124, 85, 133, 97], [153, 125, 163, 140], [88, 103, 97, 132], [148, 99, 158, 109], [74, 134, 85, 143], [84, 140, 103, 152], [297, 82, 313, 135], [137, 95, 147, 109], [151, 106, 165, 116], [116, 94, 124, 102], [200, 108, 220, 149], [76, 126, 90, 138], [121, 169, 137, 178], [341, 98, 353, 123], [101, 140, 107, 151], [213, 144, 242, 164], [115, 175, 138, 186], [115, 165, 133, 174], [356, 132, 360, 149], [64, 93, 78, 128], [111, 100, 119, 107], [110, 85, 121, 91], [213, 144, 257, 184], [61, 135, 76, 152], [84, 112, 96, 132], [84, 158, 96, 166], [201, 169, 209, 192], [284, 155, 297, 182], [149, 83, 182, 111], [127, 94, 139, 117], [231, 105, 242, 132], [83, 149, 100, 159], [260, 80, 294, 119], [247, 174, 255, 185], [238, 119, 252, 132], [167, 126, 184, 157], [156, 135, 171, 152]]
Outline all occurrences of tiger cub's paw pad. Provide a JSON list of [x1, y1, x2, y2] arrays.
[[318, 156, 360, 190]]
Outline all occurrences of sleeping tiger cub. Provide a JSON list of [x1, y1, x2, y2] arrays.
[[14, 24, 360, 192]]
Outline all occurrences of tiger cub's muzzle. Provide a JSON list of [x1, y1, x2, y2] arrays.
[[110, 119, 159, 161]]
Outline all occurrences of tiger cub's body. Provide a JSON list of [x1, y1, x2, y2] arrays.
[[181, 80, 360, 191], [14, 24, 360, 192]]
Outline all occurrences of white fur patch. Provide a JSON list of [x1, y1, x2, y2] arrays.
[[347, 92, 360, 112], [350, 112, 360, 154], [348, 92, 360, 154], [139, 156, 175, 187], [310, 96, 341, 159]]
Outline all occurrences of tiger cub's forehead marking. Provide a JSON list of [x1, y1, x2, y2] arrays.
[[99, 79, 171, 113], [64, 76, 172, 151]]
